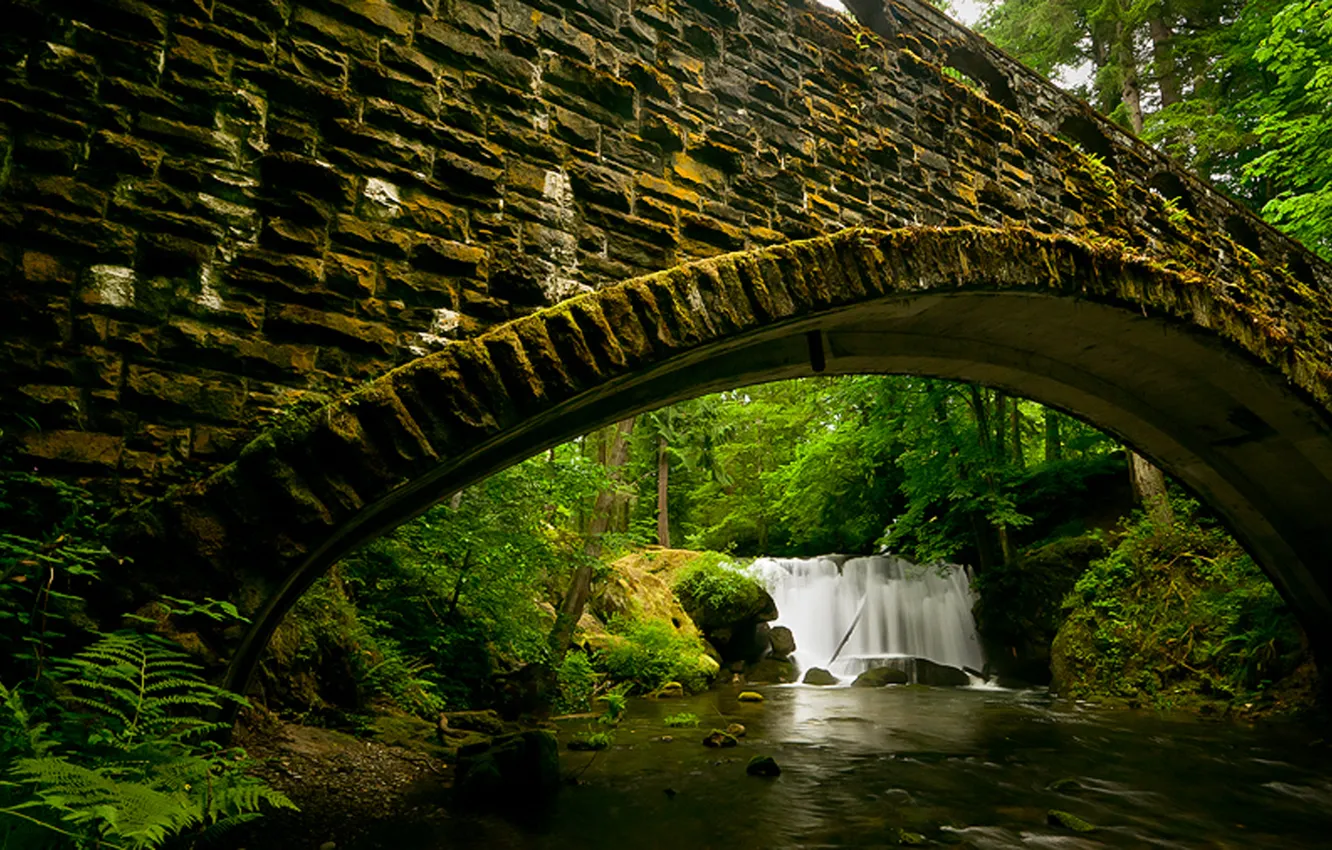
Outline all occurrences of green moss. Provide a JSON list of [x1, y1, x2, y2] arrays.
[[1047, 810, 1097, 832]]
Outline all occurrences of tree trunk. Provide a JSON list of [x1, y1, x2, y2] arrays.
[[549, 417, 635, 659], [1044, 409, 1062, 461], [656, 435, 670, 548], [1128, 449, 1174, 526], [1149, 14, 1182, 108], [1011, 401, 1025, 467], [1115, 20, 1145, 133]]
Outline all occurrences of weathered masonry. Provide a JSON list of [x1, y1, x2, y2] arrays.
[[2, 0, 1331, 689]]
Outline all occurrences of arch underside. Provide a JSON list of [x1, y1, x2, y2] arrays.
[[103, 227, 1332, 693]]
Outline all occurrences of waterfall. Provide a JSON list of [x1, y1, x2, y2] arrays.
[[752, 555, 985, 682]]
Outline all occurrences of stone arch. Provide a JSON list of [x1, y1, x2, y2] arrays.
[[106, 226, 1332, 696]]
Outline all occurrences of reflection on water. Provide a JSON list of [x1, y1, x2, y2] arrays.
[[407, 687, 1332, 849]]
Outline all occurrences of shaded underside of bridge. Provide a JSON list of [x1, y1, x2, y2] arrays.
[[0, 0, 1330, 689]]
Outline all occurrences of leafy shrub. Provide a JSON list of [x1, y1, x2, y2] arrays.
[[553, 652, 600, 715], [1051, 497, 1305, 706], [663, 712, 700, 728], [597, 618, 711, 693], [672, 554, 766, 632]]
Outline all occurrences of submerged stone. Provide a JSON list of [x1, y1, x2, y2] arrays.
[[746, 755, 781, 776], [1047, 809, 1097, 832]]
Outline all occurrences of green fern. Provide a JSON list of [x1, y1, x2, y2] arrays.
[[1, 634, 297, 849]]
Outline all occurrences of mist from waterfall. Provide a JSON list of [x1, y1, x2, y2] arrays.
[[752, 555, 984, 681]]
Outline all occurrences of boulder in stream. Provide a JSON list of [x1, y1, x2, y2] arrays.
[[913, 658, 970, 687], [745, 658, 795, 684], [737, 691, 765, 702], [703, 729, 739, 747], [746, 755, 781, 777], [769, 626, 796, 659], [852, 667, 909, 687], [803, 667, 839, 686], [456, 730, 560, 805]]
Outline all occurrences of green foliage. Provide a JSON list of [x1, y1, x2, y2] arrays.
[[671, 554, 765, 632], [0, 472, 294, 849], [568, 730, 613, 750], [278, 446, 610, 714], [1243, 0, 1332, 259], [597, 618, 710, 694], [596, 683, 630, 726], [662, 712, 700, 728], [552, 652, 600, 715], [0, 472, 112, 679], [1052, 498, 1305, 705], [0, 635, 295, 849]]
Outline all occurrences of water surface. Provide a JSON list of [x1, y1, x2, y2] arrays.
[[447, 685, 1331, 848]]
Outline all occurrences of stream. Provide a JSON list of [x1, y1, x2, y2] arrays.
[[439, 684, 1331, 848]]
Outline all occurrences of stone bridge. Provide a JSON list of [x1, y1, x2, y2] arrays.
[[1, 0, 1330, 691]]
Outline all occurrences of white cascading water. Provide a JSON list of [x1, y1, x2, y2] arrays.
[[751, 555, 985, 682]]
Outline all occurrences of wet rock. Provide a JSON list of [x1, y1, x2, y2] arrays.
[[803, 667, 839, 686], [725, 723, 746, 738], [1047, 809, 1097, 832], [737, 691, 765, 702], [658, 735, 673, 743], [655, 681, 684, 698], [769, 625, 796, 659], [745, 657, 795, 684], [444, 709, 505, 736], [1047, 777, 1083, 792], [746, 755, 781, 776], [703, 729, 739, 747], [456, 730, 560, 805], [912, 658, 970, 687], [852, 667, 909, 687], [892, 829, 927, 846]]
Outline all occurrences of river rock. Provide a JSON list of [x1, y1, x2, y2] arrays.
[[655, 681, 684, 698], [456, 730, 560, 805], [445, 709, 505, 736], [746, 755, 781, 776], [769, 626, 796, 659], [745, 657, 795, 684], [703, 729, 739, 747], [803, 667, 839, 686], [852, 667, 909, 687], [1047, 809, 1097, 833], [726, 723, 746, 738], [913, 658, 970, 687], [737, 691, 765, 702]]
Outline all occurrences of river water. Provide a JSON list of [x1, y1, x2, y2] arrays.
[[441, 685, 1331, 849]]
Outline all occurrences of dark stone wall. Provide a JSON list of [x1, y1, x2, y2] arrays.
[[0, 0, 1325, 501]]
